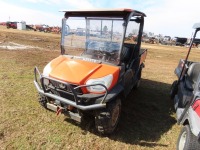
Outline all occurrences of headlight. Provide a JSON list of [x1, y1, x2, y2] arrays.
[[86, 74, 113, 93], [43, 62, 52, 76]]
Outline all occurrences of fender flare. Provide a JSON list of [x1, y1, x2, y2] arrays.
[[105, 84, 124, 103], [181, 107, 200, 137]]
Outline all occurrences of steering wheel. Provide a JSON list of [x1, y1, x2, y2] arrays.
[[98, 47, 118, 61]]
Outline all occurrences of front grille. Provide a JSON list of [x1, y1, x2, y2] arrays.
[[50, 80, 60, 88], [45, 79, 83, 95]]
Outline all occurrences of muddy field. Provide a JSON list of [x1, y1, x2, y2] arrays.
[[1, 26, 200, 149]]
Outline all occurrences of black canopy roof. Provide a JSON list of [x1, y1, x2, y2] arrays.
[[61, 8, 146, 19]]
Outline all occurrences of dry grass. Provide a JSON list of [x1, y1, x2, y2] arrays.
[[1, 26, 200, 149]]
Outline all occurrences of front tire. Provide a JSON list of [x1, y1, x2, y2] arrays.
[[95, 98, 121, 134], [177, 125, 200, 150], [38, 94, 47, 108]]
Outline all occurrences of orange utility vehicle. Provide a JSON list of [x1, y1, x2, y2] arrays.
[[34, 9, 147, 134]]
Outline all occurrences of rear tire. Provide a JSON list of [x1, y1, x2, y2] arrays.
[[95, 98, 121, 134], [177, 125, 200, 150], [170, 80, 178, 99]]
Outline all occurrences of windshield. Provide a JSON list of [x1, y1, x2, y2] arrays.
[[61, 17, 124, 65]]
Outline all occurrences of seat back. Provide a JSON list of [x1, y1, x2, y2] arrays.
[[121, 43, 135, 63]]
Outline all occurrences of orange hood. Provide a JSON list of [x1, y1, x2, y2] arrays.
[[43, 55, 120, 88]]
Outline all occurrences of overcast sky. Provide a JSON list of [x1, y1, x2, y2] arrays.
[[0, 0, 200, 38]]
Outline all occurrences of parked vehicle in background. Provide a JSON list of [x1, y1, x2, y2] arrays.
[[26, 25, 36, 31], [0, 22, 6, 26], [172, 37, 188, 46], [148, 37, 159, 44], [6, 21, 18, 29], [193, 38, 200, 48], [34, 24, 50, 32], [160, 35, 171, 45], [170, 23, 200, 150]]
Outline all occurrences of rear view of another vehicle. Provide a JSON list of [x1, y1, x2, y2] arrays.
[[170, 23, 200, 150]]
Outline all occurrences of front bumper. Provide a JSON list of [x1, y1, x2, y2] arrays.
[[34, 67, 108, 111]]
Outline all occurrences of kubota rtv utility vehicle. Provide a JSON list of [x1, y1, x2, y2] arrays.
[[170, 23, 200, 149], [34, 9, 147, 134]]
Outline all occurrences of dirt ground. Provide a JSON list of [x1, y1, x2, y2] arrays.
[[0, 26, 60, 51], [1, 25, 200, 150]]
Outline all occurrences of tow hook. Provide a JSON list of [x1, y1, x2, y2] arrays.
[[56, 107, 63, 116], [46, 103, 65, 116]]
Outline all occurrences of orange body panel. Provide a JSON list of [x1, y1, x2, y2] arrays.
[[48, 55, 120, 92]]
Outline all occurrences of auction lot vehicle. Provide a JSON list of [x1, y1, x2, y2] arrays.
[[34, 9, 147, 134], [35, 24, 50, 32], [6, 21, 18, 29], [173, 37, 188, 46], [171, 23, 200, 149]]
